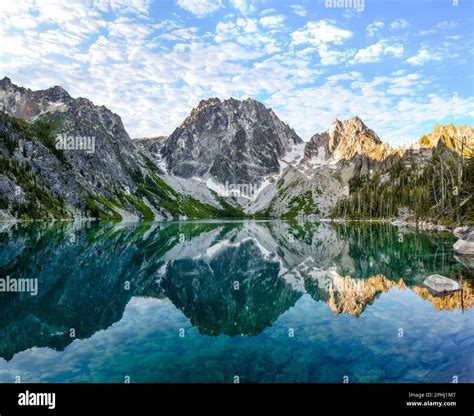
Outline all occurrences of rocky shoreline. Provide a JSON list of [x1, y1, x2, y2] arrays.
[[0, 215, 469, 239], [328, 217, 451, 232]]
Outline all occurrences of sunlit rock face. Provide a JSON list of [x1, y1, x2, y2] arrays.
[[414, 123, 474, 155], [258, 117, 401, 219], [303, 270, 406, 317], [304, 117, 396, 175], [326, 273, 406, 317]]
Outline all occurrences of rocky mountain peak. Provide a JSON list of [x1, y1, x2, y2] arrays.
[[0, 78, 73, 120], [403, 123, 474, 167], [182, 97, 221, 128], [303, 117, 394, 176], [329, 116, 382, 144], [347, 115, 368, 127], [45, 85, 71, 101], [241, 96, 264, 108], [305, 117, 387, 162], [134, 136, 168, 159], [0, 76, 13, 88], [161, 96, 302, 186]]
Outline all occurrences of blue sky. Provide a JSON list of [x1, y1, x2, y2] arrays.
[[0, 0, 473, 146]]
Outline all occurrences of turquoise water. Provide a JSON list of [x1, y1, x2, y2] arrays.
[[0, 221, 472, 383]]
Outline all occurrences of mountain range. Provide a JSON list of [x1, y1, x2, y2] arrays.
[[0, 77, 473, 222]]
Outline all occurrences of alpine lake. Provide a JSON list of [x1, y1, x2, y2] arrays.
[[0, 220, 472, 383]]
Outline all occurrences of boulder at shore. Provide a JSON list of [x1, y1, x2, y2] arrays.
[[453, 230, 474, 256], [423, 274, 462, 295]]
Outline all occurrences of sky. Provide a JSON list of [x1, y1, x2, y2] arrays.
[[0, 0, 473, 146]]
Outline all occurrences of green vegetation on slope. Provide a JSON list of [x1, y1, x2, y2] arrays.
[[281, 191, 319, 219], [132, 170, 247, 220], [0, 113, 70, 219], [0, 156, 69, 219], [257, 177, 321, 219], [460, 155, 474, 224]]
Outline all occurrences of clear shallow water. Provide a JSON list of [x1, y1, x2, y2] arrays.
[[0, 220, 472, 383]]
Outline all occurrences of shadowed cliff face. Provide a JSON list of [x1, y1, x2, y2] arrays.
[[0, 220, 471, 360], [0, 77, 143, 209], [161, 97, 302, 186]]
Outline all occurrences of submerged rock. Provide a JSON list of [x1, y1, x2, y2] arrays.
[[423, 274, 461, 295], [384, 359, 408, 379], [420, 351, 445, 366]]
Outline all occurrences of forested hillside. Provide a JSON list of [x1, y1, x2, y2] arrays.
[[332, 148, 474, 226]]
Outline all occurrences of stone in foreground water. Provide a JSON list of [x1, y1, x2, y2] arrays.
[[423, 274, 461, 295]]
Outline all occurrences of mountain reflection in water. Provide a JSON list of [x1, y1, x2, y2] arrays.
[[0, 221, 472, 383]]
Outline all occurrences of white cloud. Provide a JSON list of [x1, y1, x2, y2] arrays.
[[230, 0, 256, 15], [291, 5, 307, 17], [259, 15, 285, 28], [160, 27, 199, 41], [95, 0, 151, 15], [176, 0, 223, 17], [291, 21, 353, 66], [350, 40, 404, 64], [390, 19, 409, 30], [366, 20, 384, 37], [236, 17, 258, 33], [435, 20, 458, 30], [291, 20, 352, 46], [356, 72, 423, 96], [317, 45, 353, 66], [1, 0, 471, 147], [420, 20, 458, 35], [406, 48, 441, 65], [153, 20, 182, 31], [326, 72, 362, 85], [215, 17, 280, 53]]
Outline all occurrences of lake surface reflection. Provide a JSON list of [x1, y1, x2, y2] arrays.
[[0, 220, 472, 382]]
